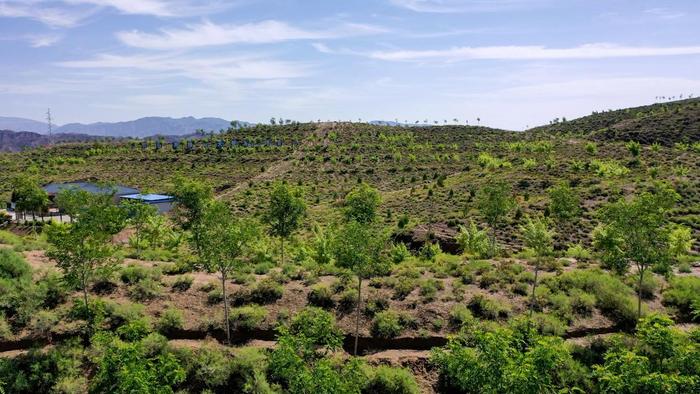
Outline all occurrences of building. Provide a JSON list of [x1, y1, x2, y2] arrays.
[[119, 193, 175, 213]]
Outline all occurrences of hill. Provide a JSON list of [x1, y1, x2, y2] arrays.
[[0, 116, 246, 138], [0, 130, 112, 152], [0, 116, 50, 134], [528, 98, 700, 145]]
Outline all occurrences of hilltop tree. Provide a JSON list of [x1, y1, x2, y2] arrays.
[[45, 190, 127, 333], [171, 177, 213, 256], [476, 181, 515, 256], [519, 216, 555, 323], [344, 183, 382, 224], [264, 183, 306, 265], [594, 183, 679, 318], [332, 221, 389, 355], [123, 199, 158, 257], [199, 201, 259, 344]]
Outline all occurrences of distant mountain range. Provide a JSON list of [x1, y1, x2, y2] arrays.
[[0, 130, 109, 152], [0, 116, 242, 138]]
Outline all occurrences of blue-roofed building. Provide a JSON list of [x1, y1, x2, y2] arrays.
[[120, 193, 175, 213]]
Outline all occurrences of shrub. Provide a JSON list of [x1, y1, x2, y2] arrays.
[[531, 313, 568, 336], [569, 289, 595, 316], [116, 317, 153, 341], [565, 243, 592, 261], [662, 276, 700, 321], [456, 221, 490, 258], [120, 264, 160, 284], [128, 277, 162, 301], [171, 275, 193, 292], [156, 307, 184, 334], [365, 365, 420, 394], [467, 294, 511, 320], [229, 347, 273, 392], [364, 296, 389, 317], [372, 310, 404, 338], [207, 288, 223, 304], [192, 345, 232, 388], [390, 243, 411, 264], [229, 305, 267, 330], [420, 279, 443, 302], [106, 301, 146, 329], [0, 249, 31, 279], [419, 242, 442, 262], [338, 288, 358, 312], [307, 284, 335, 309], [247, 279, 284, 304], [392, 277, 417, 300], [449, 304, 473, 328]]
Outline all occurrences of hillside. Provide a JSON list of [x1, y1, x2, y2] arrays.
[[0, 116, 50, 134], [529, 98, 700, 145], [0, 130, 113, 152]]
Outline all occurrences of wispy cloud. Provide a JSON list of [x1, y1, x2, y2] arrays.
[[366, 43, 700, 62], [117, 20, 386, 50], [0, 1, 96, 28], [28, 34, 63, 47], [644, 7, 686, 20], [388, 0, 543, 13], [0, 0, 228, 28], [58, 52, 310, 83]]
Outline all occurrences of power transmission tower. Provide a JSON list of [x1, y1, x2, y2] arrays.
[[46, 108, 53, 140]]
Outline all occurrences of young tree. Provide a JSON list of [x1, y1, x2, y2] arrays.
[[595, 184, 679, 318], [122, 199, 158, 257], [519, 216, 555, 322], [548, 183, 581, 222], [344, 183, 382, 224], [11, 175, 48, 226], [332, 220, 389, 355], [45, 191, 127, 333], [198, 201, 259, 344], [476, 181, 515, 256], [55, 187, 91, 223], [263, 183, 306, 265], [171, 177, 213, 256]]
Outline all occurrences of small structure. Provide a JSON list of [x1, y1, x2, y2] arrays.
[[120, 193, 175, 213]]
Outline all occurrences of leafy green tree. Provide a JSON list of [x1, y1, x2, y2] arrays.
[[170, 177, 213, 256], [669, 225, 695, 261], [344, 183, 382, 224], [519, 216, 555, 322], [476, 181, 515, 256], [55, 187, 91, 223], [332, 221, 389, 355], [198, 201, 259, 344], [595, 184, 679, 318], [45, 191, 127, 331], [263, 183, 306, 265], [123, 200, 158, 257], [548, 183, 581, 221], [11, 175, 48, 226]]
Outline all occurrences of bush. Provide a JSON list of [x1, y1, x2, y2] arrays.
[[456, 221, 490, 258], [247, 279, 284, 304], [128, 277, 162, 301], [192, 345, 232, 388], [467, 294, 511, 320], [392, 277, 417, 300], [120, 264, 160, 284], [566, 243, 592, 261], [419, 279, 443, 302], [156, 307, 184, 334], [569, 289, 595, 316], [0, 248, 31, 279], [662, 276, 700, 321], [364, 365, 420, 394], [419, 242, 441, 262], [307, 284, 335, 309], [229, 305, 267, 330], [106, 301, 146, 329], [372, 310, 404, 338], [531, 313, 568, 336], [116, 317, 153, 341], [364, 296, 389, 317], [207, 288, 223, 304], [338, 288, 358, 312], [390, 243, 411, 264], [449, 304, 473, 328], [171, 275, 193, 292]]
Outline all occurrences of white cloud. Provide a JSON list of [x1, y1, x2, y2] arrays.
[[0, 1, 95, 27], [644, 7, 686, 20], [388, 0, 542, 13], [0, 0, 227, 27], [117, 20, 386, 50], [28, 34, 63, 47], [368, 43, 700, 61], [58, 52, 310, 83]]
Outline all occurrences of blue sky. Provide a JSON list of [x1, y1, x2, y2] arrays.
[[1, 0, 700, 130]]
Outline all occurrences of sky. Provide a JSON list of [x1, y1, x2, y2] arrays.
[[1, 0, 700, 130]]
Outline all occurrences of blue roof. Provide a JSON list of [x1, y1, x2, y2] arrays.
[[43, 182, 139, 196], [120, 193, 175, 202]]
